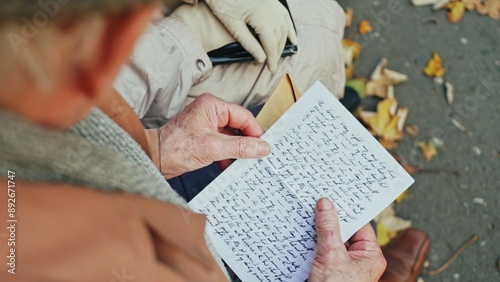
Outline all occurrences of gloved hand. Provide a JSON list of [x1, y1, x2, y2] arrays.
[[172, 2, 236, 52], [205, 0, 298, 73]]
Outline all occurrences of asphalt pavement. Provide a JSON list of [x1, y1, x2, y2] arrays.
[[337, 0, 500, 281]]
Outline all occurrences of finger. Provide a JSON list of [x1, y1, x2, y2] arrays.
[[216, 99, 266, 138], [209, 134, 270, 160], [285, 13, 298, 45], [314, 198, 347, 263], [258, 29, 280, 73], [276, 25, 288, 65], [227, 22, 267, 64]]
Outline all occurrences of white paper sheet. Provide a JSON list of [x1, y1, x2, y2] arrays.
[[189, 81, 414, 282]]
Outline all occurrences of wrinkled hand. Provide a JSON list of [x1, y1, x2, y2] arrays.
[[172, 2, 235, 52], [205, 0, 298, 73], [151, 93, 270, 179], [309, 198, 386, 282]]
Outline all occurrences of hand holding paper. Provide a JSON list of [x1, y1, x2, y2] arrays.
[[147, 93, 270, 179], [189, 81, 413, 281], [309, 198, 386, 282]]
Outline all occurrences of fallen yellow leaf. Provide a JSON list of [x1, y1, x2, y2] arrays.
[[345, 64, 355, 80], [358, 20, 374, 35], [366, 58, 408, 98], [396, 190, 408, 204], [447, 1, 467, 23], [461, 0, 480, 10], [476, 0, 500, 20], [377, 222, 392, 246], [418, 141, 438, 161], [396, 107, 409, 132], [375, 205, 412, 247], [379, 139, 398, 150], [382, 115, 404, 142], [405, 125, 420, 138], [342, 39, 362, 60], [366, 80, 389, 99], [424, 52, 446, 78], [367, 99, 397, 137]]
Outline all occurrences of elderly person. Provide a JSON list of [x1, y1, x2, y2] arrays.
[[112, 5, 430, 281], [0, 0, 385, 281]]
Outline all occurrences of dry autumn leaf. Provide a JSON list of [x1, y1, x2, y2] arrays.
[[375, 205, 412, 247], [379, 139, 398, 150], [447, 1, 467, 23], [392, 154, 422, 175], [418, 141, 438, 161], [376, 221, 392, 246], [366, 98, 397, 137], [358, 20, 374, 34], [342, 39, 362, 60], [424, 52, 446, 78], [405, 125, 420, 138], [362, 98, 407, 150], [476, 0, 500, 20], [345, 64, 355, 80], [445, 81, 455, 105], [396, 107, 409, 132], [462, 0, 480, 10], [366, 58, 408, 98], [345, 7, 354, 28], [383, 115, 404, 142]]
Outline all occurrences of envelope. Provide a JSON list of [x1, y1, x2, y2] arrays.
[[256, 74, 302, 131]]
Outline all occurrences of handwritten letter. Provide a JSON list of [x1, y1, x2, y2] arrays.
[[189, 82, 414, 282]]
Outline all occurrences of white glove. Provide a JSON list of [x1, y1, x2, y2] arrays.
[[172, 2, 236, 52], [205, 0, 298, 73]]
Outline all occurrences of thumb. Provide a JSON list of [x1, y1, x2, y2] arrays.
[[212, 134, 271, 161], [314, 198, 347, 264]]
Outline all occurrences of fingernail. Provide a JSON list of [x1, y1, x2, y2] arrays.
[[257, 141, 271, 157], [318, 197, 333, 211]]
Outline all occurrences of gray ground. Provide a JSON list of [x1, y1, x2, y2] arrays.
[[337, 0, 500, 281]]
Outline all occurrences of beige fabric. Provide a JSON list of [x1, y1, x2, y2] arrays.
[[0, 181, 228, 282], [115, 0, 345, 129]]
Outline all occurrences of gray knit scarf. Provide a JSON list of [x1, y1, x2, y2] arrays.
[[0, 107, 230, 279]]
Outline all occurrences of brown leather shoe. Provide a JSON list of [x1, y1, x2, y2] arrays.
[[379, 228, 430, 282]]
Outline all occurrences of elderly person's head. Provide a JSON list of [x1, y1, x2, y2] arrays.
[[0, 0, 181, 129]]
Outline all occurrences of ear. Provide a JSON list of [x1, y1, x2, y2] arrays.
[[78, 4, 159, 102]]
